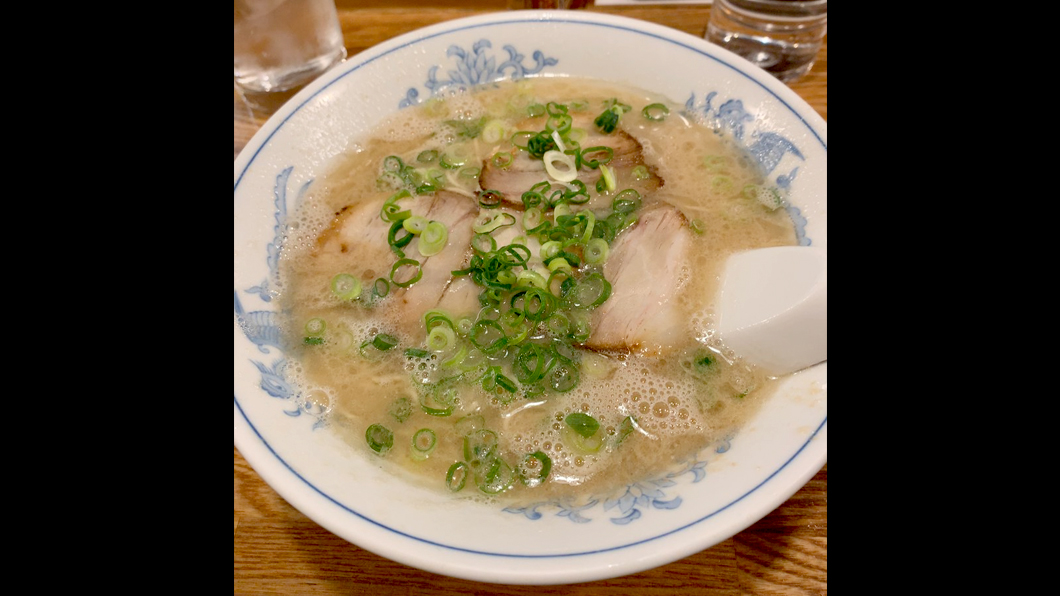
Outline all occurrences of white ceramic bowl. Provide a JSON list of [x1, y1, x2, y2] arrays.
[[234, 10, 826, 585]]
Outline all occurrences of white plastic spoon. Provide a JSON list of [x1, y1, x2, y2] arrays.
[[716, 246, 827, 377]]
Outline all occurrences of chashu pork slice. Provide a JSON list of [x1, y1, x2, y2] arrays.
[[479, 121, 663, 211], [393, 191, 479, 333], [313, 191, 480, 338], [586, 204, 694, 355]]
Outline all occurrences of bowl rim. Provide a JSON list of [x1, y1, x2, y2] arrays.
[[235, 9, 826, 585]]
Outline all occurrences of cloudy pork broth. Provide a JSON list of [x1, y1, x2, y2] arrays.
[[276, 77, 798, 505]]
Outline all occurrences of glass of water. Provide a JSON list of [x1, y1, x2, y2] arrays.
[[705, 0, 827, 84], [234, 0, 348, 94]]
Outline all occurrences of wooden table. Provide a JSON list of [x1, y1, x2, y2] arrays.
[[235, 2, 827, 593]]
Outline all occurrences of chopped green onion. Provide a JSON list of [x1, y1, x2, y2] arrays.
[[410, 428, 437, 460], [304, 317, 326, 336], [427, 325, 456, 353], [546, 313, 569, 337], [455, 414, 486, 437], [373, 277, 390, 298], [365, 423, 394, 455], [522, 207, 545, 231], [566, 272, 612, 308], [381, 202, 412, 222], [390, 258, 423, 287], [598, 164, 616, 193], [303, 336, 324, 346], [477, 457, 515, 494], [473, 211, 516, 234], [463, 429, 499, 463], [439, 146, 470, 169], [550, 362, 580, 393], [631, 164, 650, 180], [612, 189, 642, 214], [584, 238, 610, 265], [641, 103, 670, 121], [446, 461, 470, 492], [563, 410, 603, 452], [405, 347, 430, 359], [481, 119, 507, 143], [543, 150, 577, 183], [579, 146, 613, 170], [471, 233, 496, 254], [527, 132, 557, 158], [330, 273, 362, 301], [440, 342, 468, 368], [420, 385, 456, 417], [510, 130, 535, 150], [526, 103, 546, 117], [516, 269, 548, 290], [372, 333, 399, 351], [417, 149, 438, 163], [418, 221, 448, 256], [492, 151, 514, 169], [565, 412, 599, 438], [382, 155, 404, 173], [477, 189, 505, 209], [402, 215, 429, 235], [615, 415, 638, 444], [519, 451, 552, 488], [388, 220, 414, 256], [594, 106, 622, 133], [389, 396, 413, 423], [469, 319, 508, 354]]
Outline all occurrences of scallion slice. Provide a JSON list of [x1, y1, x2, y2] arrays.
[[473, 211, 516, 234], [330, 273, 362, 301], [584, 238, 610, 265], [543, 150, 577, 183], [389, 396, 413, 423], [492, 151, 513, 169], [373, 277, 390, 298], [477, 457, 515, 495], [372, 333, 399, 351], [564, 412, 599, 438], [477, 189, 505, 209], [446, 461, 470, 492], [390, 258, 423, 287], [612, 189, 642, 214], [519, 451, 552, 488], [470, 319, 508, 354], [550, 362, 580, 392], [598, 164, 616, 193], [365, 423, 394, 455], [641, 103, 670, 121], [420, 385, 456, 417], [418, 221, 448, 257], [304, 317, 326, 337], [471, 233, 496, 254], [427, 325, 456, 353], [463, 429, 499, 463], [402, 215, 429, 235], [411, 428, 437, 460]]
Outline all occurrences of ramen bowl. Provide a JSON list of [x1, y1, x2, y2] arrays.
[[234, 10, 826, 585]]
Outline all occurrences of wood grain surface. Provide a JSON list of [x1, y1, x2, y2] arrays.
[[235, 2, 827, 592]]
